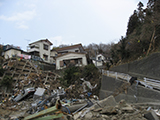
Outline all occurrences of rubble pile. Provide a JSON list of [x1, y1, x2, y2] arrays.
[[0, 58, 160, 120], [0, 57, 61, 94]]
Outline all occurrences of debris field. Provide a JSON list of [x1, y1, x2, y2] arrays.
[[0, 57, 160, 120]]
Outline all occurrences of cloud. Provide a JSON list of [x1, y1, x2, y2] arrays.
[[0, 10, 36, 21], [16, 21, 29, 29], [0, 2, 3, 7], [49, 36, 64, 46], [0, 10, 36, 29]]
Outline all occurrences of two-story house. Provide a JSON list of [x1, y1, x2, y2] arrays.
[[27, 39, 53, 63], [54, 44, 88, 69]]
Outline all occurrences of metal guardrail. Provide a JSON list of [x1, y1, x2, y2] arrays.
[[144, 77, 160, 90], [102, 70, 131, 82]]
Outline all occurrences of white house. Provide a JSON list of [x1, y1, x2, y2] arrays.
[[27, 39, 53, 63], [56, 52, 87, 69], [55, 44, 88, 69], [4, 48, 22, 59], [92, 54, 106, 67]]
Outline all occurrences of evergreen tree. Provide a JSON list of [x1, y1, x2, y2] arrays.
[[126, 10, 140, 36]]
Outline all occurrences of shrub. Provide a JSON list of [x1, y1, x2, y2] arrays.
[[0, 75, 13, 88], [60, 64, 100, 87], [0, 65, 4, 77]]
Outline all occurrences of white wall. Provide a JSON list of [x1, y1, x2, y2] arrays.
[[56, 53, 87, 69], [4, 49, 21, 59], [29, 41, 51, 63]]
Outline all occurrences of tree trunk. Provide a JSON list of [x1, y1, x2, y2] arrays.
[[146, 27, 156, 56]]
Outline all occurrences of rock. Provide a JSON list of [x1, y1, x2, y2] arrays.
[[84, 112, 93, 119], [118, 99, 128, 108], [101, 114, 110, 119], [101, 106, 118, 115], [93, 108, 103, 112], [91, 95, 117, 110], [121, 106, 134, 113], [111, 116, 117, 120]]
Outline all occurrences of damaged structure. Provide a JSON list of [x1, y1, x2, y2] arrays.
[[55, 44, 88, 69]]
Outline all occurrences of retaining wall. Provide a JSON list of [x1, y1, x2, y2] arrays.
[[110, 52, 160, 80], [100, 75, 160, 103]]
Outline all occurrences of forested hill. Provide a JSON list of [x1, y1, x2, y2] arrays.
[[110, 0, 160, 64]]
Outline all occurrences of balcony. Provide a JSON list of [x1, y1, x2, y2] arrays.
[[27, 47, 40, 53]]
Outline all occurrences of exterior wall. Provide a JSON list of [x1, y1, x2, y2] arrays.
[[58, 48, 80, 54], [39, 41, 51, 63], [93, 54, 105, 67], [50, 50, 57, 57], [50, 50, 57, 64], [28, 41, 51, 63], [56, 53, 87, 69], [96, 54, 105, 60], [93, 60, 103, 66], [4, 49, 21, 59]]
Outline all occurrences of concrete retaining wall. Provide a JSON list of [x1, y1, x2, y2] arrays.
[[110, 52, 160, 80], [100, 75, 160, 103]]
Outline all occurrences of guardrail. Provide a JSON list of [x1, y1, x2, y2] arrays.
[[144, 77, 160, 90], [102, 70, 131, 82]]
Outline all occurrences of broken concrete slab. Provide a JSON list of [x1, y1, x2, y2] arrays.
[[91, 95, 117, 110], [144, 110, 159, 120], [100, 106, 118, 115]]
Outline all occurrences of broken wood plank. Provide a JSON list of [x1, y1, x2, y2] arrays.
[[32, 113, 63, 120], [24, 106, 58, 120]]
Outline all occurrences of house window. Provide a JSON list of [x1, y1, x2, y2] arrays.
[[60, 61, 64, 67], [43, 54, 48, 61], [43, 44, 48, 50], [98, 56, 101, 60], [75, 50, 79, 52]]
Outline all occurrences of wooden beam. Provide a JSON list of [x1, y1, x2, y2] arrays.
[[24, 106, 58, 120], [32, 113, 63, 120]]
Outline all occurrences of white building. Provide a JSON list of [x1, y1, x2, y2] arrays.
[[3, 45, 30, 59], [27, 39, 53, 63], [56, 52, 87, 69], [92, 54, 106, 67], [55, 44, 88, 69]]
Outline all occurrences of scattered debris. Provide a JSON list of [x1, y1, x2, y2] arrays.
[[0, 57, 160, 120]]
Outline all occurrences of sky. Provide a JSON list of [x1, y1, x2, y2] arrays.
[[0, 0, 148, 51]]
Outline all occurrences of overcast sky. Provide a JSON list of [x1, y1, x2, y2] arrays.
[[0, 0, 147, 51]]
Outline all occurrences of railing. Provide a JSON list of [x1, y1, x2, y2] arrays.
[[102, 70, 131, 82], [144, 77, 160, 90]]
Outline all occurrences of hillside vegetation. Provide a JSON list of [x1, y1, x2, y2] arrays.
[[110, 0, 160, 64]]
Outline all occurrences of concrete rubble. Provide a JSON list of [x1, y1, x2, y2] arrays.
[[0, 58, 160, 120]]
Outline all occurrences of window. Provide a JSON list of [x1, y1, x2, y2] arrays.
[[43, 44, 48, 50], [98, 56, 101, 60], [43, 54, 48, 61], [60, 61, 64, 67], [75, 50, 79, 52]]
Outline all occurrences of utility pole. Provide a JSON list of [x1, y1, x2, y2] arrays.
[[94, 50, 97, 67], [25, 39, 30, 51]]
